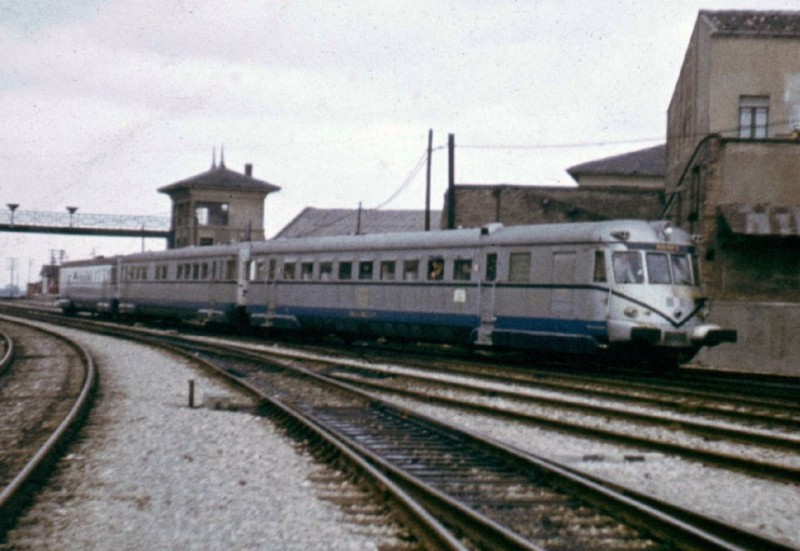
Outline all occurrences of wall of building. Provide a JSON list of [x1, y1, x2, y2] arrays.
[[666, 18, 712, 189], [709, 37, 800, 138], [445, 185, 664, 229], [696, 301, 800, 376], [717, 141, 800, 204]]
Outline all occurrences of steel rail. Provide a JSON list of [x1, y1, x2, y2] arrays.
[[0, 315, 98, 538]]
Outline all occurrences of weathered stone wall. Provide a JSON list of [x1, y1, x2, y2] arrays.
[[696, 301, 800, 376], [443, 185, 665, 229]]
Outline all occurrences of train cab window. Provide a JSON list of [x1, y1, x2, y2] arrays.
[[338, 262, 352, 280], [691, 256, 701, 287], [485, 253, 497, 282], [283, 262, 296, 280], [613, 252, 644, 284], [358, 261, 374, 280], [670, 254, 693, 286], [508, 252, 531, 283], [646, 253, 671, 284], [403, 260, 420, 281], [301, 262, 314, 280], [380, 261, 396, 281], [319, 262, 333, 281], [593, 251, 607, 283], [453, 259, 472, 281], [427, 257, 445, 281]]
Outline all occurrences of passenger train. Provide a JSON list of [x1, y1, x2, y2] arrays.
[[57, 220, 736, 368]]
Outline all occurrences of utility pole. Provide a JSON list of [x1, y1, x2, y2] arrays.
[[7, 258, 17, 297], [447, 133, 456, 230], [425, 129, 433, 231]]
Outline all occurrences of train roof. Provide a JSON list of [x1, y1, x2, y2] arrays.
[[252, 220, 689, 255], [61, 220, 690, 267]]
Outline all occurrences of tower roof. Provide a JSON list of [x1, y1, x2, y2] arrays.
[[158, 164, 280, 196]]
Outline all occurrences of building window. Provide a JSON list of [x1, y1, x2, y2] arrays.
[[195, 202, 229, 226], [738, 96, 769, 139]]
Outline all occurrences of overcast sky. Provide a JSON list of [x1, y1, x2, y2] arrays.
[[1, 0, 798, 288]]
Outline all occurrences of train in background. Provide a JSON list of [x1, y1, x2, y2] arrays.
[[57, 220, 737, 368]]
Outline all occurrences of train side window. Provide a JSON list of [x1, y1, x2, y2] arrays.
[[403, 260, 419, 281], [646, 253, 671, 284], [380, 261, 396, 281], [593, 251, 607, 283], [612, 252, 644, 284], [225, 260, 237, 280], [453, 259, 472, 281], [319, 262, 333, 281], [359, 261, 374, 280], [338, 262, 352, 280], [301, 262, 314, 280], [508, 252, 531, 283], [485, 253, 497, 282], [427, 257, 444, 281], [283, 262, 296, 280]]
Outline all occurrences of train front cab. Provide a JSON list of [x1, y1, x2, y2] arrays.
[[603, 226, 736, 363]]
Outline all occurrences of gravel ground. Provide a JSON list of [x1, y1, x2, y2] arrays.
[[3, 326, 384, 551], [379, 396, 800, 549], [201, 339, 800, 549]]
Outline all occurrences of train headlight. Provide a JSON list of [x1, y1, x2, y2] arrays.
[[624, 307, 638, 318]]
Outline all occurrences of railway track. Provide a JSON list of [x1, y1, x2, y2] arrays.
[[0, 316, 97, 539], [1, 304, 797, 548]]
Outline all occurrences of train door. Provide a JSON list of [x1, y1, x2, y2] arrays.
[[475, 250, 498, 345], [550, 251, 576, 319]]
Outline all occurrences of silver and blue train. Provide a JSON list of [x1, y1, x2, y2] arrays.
[[57, 220, 736, 367]]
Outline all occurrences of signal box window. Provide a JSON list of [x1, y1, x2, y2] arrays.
[[338, 262, 352, 280], [453, 259, 472, 281], [508, 252, 531, 283], [301, 262, 314, 280], [195, 202, 229, 226], [739, 96, 769, 139], [380, 261, 396, 281], [427, 257, 445, 281], [403, 260, 419, 281], [283, 263, 296, 280]]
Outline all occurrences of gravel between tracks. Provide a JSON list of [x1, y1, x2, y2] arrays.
[[3, 326, 381, 550]]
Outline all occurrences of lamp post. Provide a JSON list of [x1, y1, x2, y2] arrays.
[[7, 203, 19, 226], [66, 206, 78, 227]]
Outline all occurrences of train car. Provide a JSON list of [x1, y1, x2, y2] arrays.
[[57, 256, 119, 315], [245, 220, 736, 366], [57, 244, 245, 323], [57, 220, 736, 367]]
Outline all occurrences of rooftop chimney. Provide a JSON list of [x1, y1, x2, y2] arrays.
[[244, 163, 253, 177]]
